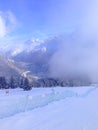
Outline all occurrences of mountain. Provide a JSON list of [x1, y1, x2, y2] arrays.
[[7, 38, 44, 57], [0, 36, 92, 86], [8, 37, 62, 77], [0, 37, 62, 81], [0, 54, 26, 79]]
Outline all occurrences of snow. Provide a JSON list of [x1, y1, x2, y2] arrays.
[[0, 86, 98, 130]]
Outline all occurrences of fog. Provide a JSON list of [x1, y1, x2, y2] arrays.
[[49, 0, 98, 82]]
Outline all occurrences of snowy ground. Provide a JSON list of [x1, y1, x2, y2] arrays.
[[0, 86, 98, 130]]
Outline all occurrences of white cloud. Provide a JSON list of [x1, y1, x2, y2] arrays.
[[6, 11, 19, 33], [0, 11, 18, 38], [49, 0, 98, 82], [0, 15, 6, 38]]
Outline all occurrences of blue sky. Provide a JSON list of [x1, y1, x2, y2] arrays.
[[0, 0, 82, 40], [0, 0, 98, 45]]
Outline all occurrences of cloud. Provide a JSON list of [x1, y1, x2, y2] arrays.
[[0, 11, 18, 38], [0, 15, 6, 38], [49, 0, 98, 82], [6, 11, 19, 33]]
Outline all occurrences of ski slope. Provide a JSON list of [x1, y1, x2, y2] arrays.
[[0, 86, 98, 130]]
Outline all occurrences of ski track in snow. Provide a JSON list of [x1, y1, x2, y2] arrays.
[[0, 86, 98, 119]]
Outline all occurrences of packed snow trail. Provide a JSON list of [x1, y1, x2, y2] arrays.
[[0, 86, 97, 119], [0, 90, 77, 118]]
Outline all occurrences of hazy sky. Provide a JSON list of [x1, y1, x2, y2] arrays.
[[0, 0, 94, 44]]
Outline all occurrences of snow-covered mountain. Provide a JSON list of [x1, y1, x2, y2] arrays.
[[2, 37, 61, 77], [0, 36, 63, 81], [0, 54, 26, 79], [0, 35, 93, 85], [4, 36, 61, 57], [7, 38, 44, 56]]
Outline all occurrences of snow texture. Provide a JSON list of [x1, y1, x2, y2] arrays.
[[0, 86, 98, 130]]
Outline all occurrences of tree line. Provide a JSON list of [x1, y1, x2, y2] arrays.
[[0, 76, 91, 91], [0, 76, 31, 90]]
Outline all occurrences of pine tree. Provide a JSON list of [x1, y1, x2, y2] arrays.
[[23, 77, 31, 90], [20, 77, 24, 88], [0, 77, 7, 89], [9, 76, 16, 89]]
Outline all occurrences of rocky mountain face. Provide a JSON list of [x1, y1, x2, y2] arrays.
[[9, 37, 62, 77], [0, 37, 59, 83], [0, 54, 26, 79]]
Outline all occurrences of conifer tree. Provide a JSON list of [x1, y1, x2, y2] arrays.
[[23, 77, 31, 90]]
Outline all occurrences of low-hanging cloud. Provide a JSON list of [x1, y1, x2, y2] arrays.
[[49, 0, 98, 82]]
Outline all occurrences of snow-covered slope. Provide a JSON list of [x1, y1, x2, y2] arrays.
[[0, 54, 26, 78], [0, 86, 98, 130], [9, 37, 63, 76]]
